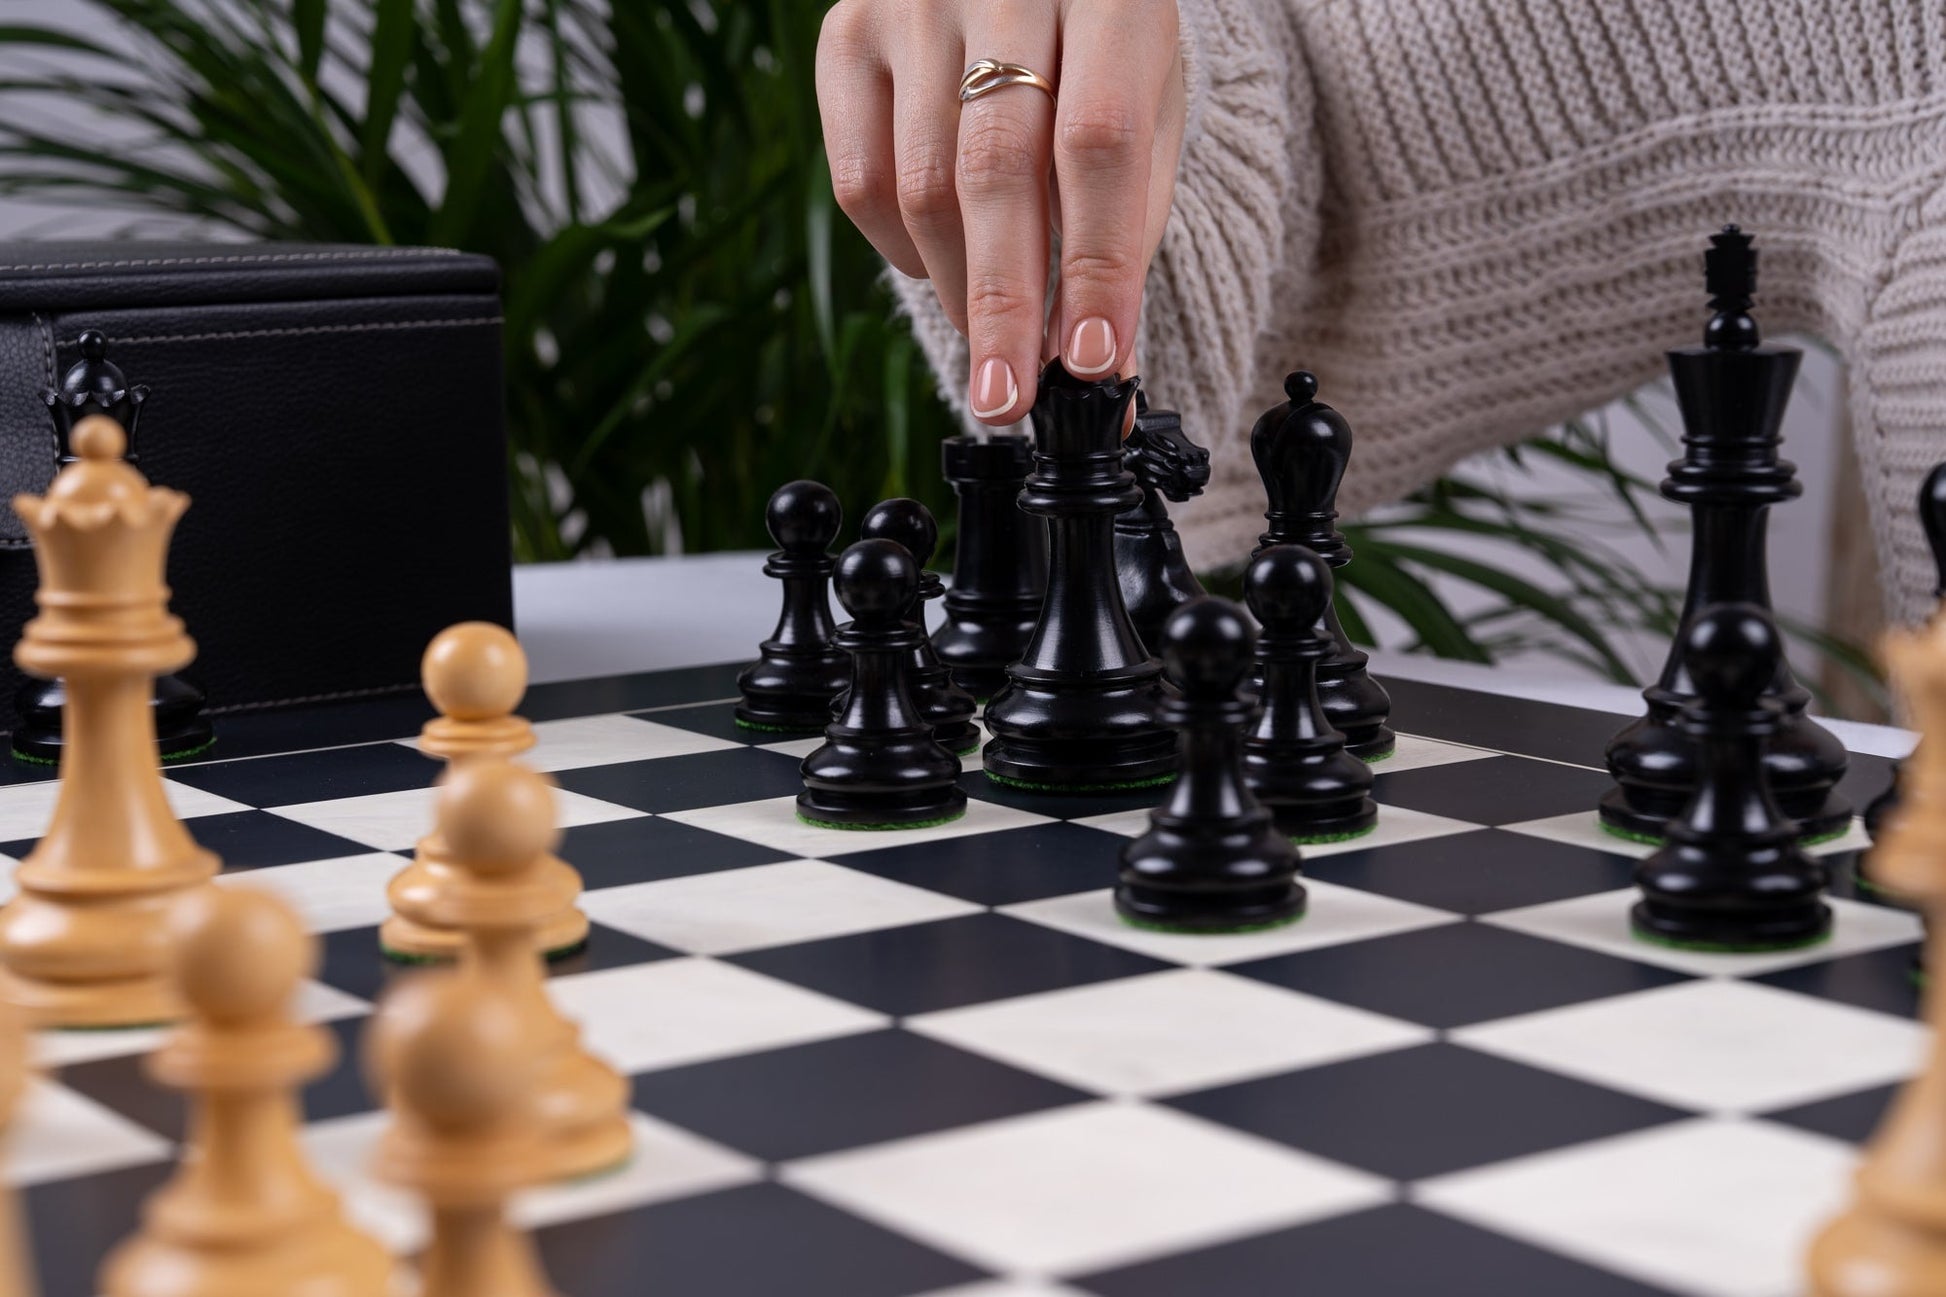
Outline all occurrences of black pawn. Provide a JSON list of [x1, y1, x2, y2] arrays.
[[932, 434, 1047, 700], [1116, 391, 1211, 656], [1251, 371, 1394, 760], [1117, 597, 1306, 932], [1862, 460, 1946, 859], [982, 359, 1177, 791], [1632, 604, 1832, 951], [1602, 227, 1850, 843], [14, 330, 210, 764], [735, 480, 849, 733], [1243, 545, 1379, 841], [798, 539, 966, 829], [858, 499, 981, 753]]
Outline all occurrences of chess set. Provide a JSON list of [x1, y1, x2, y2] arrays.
[[0, 229, 1940, 1297]]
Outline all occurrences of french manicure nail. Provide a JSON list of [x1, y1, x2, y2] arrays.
[[1067, 316, 1117, 375], [970, 357, 1018, 418]]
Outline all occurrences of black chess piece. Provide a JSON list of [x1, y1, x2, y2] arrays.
[[1116, 391, 1212, 656], [932, 434, 1047, 700], [1859, 460, 1946, 888], [857, 498, 981, 753], [736, 480, 850, 733], [1631, 603, 1832, 951], [982, 359, 1177, 791], [1601, 227, 1851, 843], [1242, 544, 1379, 841], [1251, 371, 1394, 760], [798, 539, 967, 829], [13, 329, 212, 764], [1116, 597, 1307, 932]]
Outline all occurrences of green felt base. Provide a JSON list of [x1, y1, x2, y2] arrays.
[[1289, 822, 1380, 847], [1629, 923, 1832, 955], [733, 717, 821, 736], [985, 770, 1175, 794], [1119, 909, 1307, 937], [380, 937, 593, 966], [14, 736, 217, 766], [796, 809, 967, 832], [946, 740, 982, 756], [8, 748, 53, 767], [54, 1018, 174, 1033], [1601, 817, 1853, 850], [1357, 748, 1395, 765]]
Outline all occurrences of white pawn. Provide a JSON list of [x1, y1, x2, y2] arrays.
[[98, 887, 393, 1297], [369, 971, 558, 1297]]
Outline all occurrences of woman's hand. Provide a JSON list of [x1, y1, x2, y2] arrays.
[[817, 0, 1186, 429]]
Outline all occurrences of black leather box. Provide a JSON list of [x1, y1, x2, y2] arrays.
[[0, 242, 512, 731]]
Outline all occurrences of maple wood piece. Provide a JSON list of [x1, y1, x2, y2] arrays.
[[420, 758, 632, 1182], [98, 888, 392, 1297], [1250, 371, 1394, 760], [933, 434, 1046, 699], [736, 480, 849, 732], [857, 498, 980, 753], [1807, 615, 1946, 1295], [0, 416, 218, 1027], [13, 330, 210, 765], [370, 971, 559, 1297], [1602, 227, 1850, 843], [383, 622, 589, 962], [0, 1005, 35, 1297], [1116, 392, 1211, 656], [799, 539, 967, 828], [1242, 544, 1378, 842], [983, 359, 1177, 791]]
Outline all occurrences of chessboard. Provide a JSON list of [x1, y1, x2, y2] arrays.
[[1, 660, 1920, 1297]]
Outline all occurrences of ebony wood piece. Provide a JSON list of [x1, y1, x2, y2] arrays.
[[1116, 392, 1211, 656], [933, 434, 1047, 700], [1631, 603, 1832, 951], [798, 539, 966, 828], [14, 330, 211, 764], [1862, 460, 1946, 869], [982, 360, 1177, 791], [1601, 227, 1850, 843], [857, 498, 980, 753], [1250, 371, 1394, 760], [735, 480, 850, 734], [1242, 544, 1378, 842], [1116, 597, 1306, 932]]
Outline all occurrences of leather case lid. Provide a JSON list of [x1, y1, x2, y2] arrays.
[[0, 242, 499, 310]]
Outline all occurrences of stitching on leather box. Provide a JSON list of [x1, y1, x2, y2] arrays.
[[8, 248, 463, 272], [207, 680, 420, 714], [70, 316, 504, 346]]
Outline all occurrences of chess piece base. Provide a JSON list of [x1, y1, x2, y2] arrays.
[[1599, 784, 1853, 845], [534, 1052, 635, 1183], [1115, 816, 1308, 934], [383, 848, 589, 963], [12, 673, 213, 765], [796, 784, 968, 829], [101, 1213, 392, 1297], [378, 909, 589, 964], [1272, 798, 1379, 842], [734, 654, 847, 735]]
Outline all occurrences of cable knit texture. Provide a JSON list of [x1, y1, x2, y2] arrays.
[[884, 0, 1946, 623]]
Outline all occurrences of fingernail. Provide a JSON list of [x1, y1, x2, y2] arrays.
[[1067, 316, 1117, 375], [970, 357, 1018, 419]]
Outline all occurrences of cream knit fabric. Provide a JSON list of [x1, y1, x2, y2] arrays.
[[885, 0, 1946, 624]]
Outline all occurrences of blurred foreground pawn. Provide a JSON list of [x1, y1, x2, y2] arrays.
[[1242, 546, 1378, 843], [13, 330, 211, 765], [736, 481, 848, 733], [427, 759, 632, 1181], [383, 622, 588, 962], [1632, 606, 1831, 951], [1251, 372, 1394, 760], [932, 433, 1045, 699], [370, 972, 558, 1297], [1807, 616, 1946, 1295], [0, 1005, 35, 1297], [857, 498, 979, 753], [798, 540, 966, 828], [1116, 598, 1306, 933], [1116, 392, 1211, 656], [0, 416, 218, 1027], [99, 888, 392, 1297]]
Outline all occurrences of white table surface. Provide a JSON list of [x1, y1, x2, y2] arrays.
[[512, 554, 1913, 759]]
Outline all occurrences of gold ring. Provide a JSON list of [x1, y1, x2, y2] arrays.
[[959, 58, 1056, 104]]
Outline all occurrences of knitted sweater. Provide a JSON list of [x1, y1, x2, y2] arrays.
[[884, 0, 1946, 624]]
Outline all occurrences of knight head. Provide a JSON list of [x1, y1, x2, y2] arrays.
[[1126, 392, 1212, 504]]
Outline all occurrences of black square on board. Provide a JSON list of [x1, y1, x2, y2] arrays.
[[1166, 1042, 1692, 1181], [1075, 1202, 1685, 1297], [729, 912, 1172, 1016], [629, 1029, 1090, 1161], [1371, 754, 1614, 826], [551, 747, 804, 814], [2, 811, 380, 874], [1762, 1084, 1899, 1146], [838, 821, 1127, 906], [536, 1182, 986, 1297], [560, 815, 793, 891], [635, 701, 764, 745], [1753, 943, 1924, 1020], [1302, 827, 1637, 915], [1228, 922, 1691, 1029], [165, 741, 440, 805], [316, 922, 677, 1002]]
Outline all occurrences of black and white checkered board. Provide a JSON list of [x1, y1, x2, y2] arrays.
[[0, 663, 1922, 1297]]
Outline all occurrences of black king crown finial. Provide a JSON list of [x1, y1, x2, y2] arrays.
[[1703, 224, 1759, 352], [43, 329, 148, 465]]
